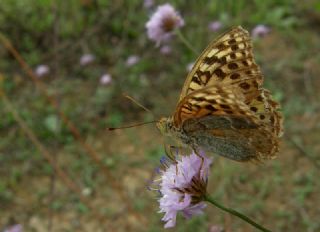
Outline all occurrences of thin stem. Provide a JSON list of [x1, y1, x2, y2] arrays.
[[175, 29, 198, 55], [204, 195, 272, 232]]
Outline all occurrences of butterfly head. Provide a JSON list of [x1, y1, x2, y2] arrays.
[[156, 117, 175, 137]]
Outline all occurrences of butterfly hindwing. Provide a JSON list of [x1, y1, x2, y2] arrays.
[[183, 119, 278, 161], [245, 89, 283, 137], [172, 84, 281, 161]]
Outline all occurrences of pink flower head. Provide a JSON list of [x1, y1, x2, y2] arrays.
[[160, 45, 172, 55], [152, 151, 212, 228], [208, 21, 222, 32], [251, 25, 271, 38], [80, 54, 95, 66], [125, 55, 140, 67], [34, 65, 50, 77], [146, 4, 184, 46], [100, 73, 112, 85]]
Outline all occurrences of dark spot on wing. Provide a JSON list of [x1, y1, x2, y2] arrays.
[[194, 97, 206, 102], [213, 68, 227, 79], [230, 73, 240, 80], [250, 106, 258, 112], [228, 39, 236, 45], [204, 56, 218, 65], [242, 60, 249, 66], [270, 115, 275, 123], [218, 56, 227, 65], [239, 82, 250, 90], [207, 99, 217, 104], [205, 105, 218, 112], [217, 43, 227, 50], [220, 104, 231, 109], [257, 95, 263, 101], [231, 45, 238, 51], [191, 75, 201, 85], [259, 115, 266, 120], [224, 110, 234, 114], [203, 71, 211, 80], [230, 53, 237, 59], [228, 63, 239, 70]]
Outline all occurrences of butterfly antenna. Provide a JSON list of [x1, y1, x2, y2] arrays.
[[123, 94, 155, 118], [108, 121, 158, 131]]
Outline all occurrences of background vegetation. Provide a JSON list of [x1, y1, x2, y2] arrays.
[[0, 0, 320, 231]]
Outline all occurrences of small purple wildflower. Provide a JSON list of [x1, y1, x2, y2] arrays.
[[3, 224, 23, 232], [125, 55, 140, 67], [154, 151, 212, 228], [100, 74, 112, 85], [144, 0, 154, 9], [186, 62, 194, 72], [146, 4, 184, 46], [80, 54, 95, 66], [160, 45, 172, 55], [251, 25, 271, 39], [34, 65, 50, 77], [208, 21, 222, 32]]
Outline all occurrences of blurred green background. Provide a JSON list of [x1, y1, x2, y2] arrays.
[[1, 0, 320, 231]]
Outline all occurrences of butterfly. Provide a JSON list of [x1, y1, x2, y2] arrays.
[[157, 26, 283, 162]]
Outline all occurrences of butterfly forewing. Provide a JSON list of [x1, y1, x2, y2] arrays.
[[179, 26, 263, 102]]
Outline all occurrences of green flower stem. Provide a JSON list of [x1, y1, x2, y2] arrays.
[[175, 29, 198, 55], [204, 195, 272, 232]]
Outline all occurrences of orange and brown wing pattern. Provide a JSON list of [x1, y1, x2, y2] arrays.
[[174, 85, 255, 127], [246, 89, 283, 138], [173, 84, 282, 160], [179, 26, 262, 102]]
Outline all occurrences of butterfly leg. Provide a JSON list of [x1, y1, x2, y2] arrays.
[[193, 148, 205, 175], [164, 144, 179, 163], [165, 145, 195, 174], [164, 144, 181, 175]]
